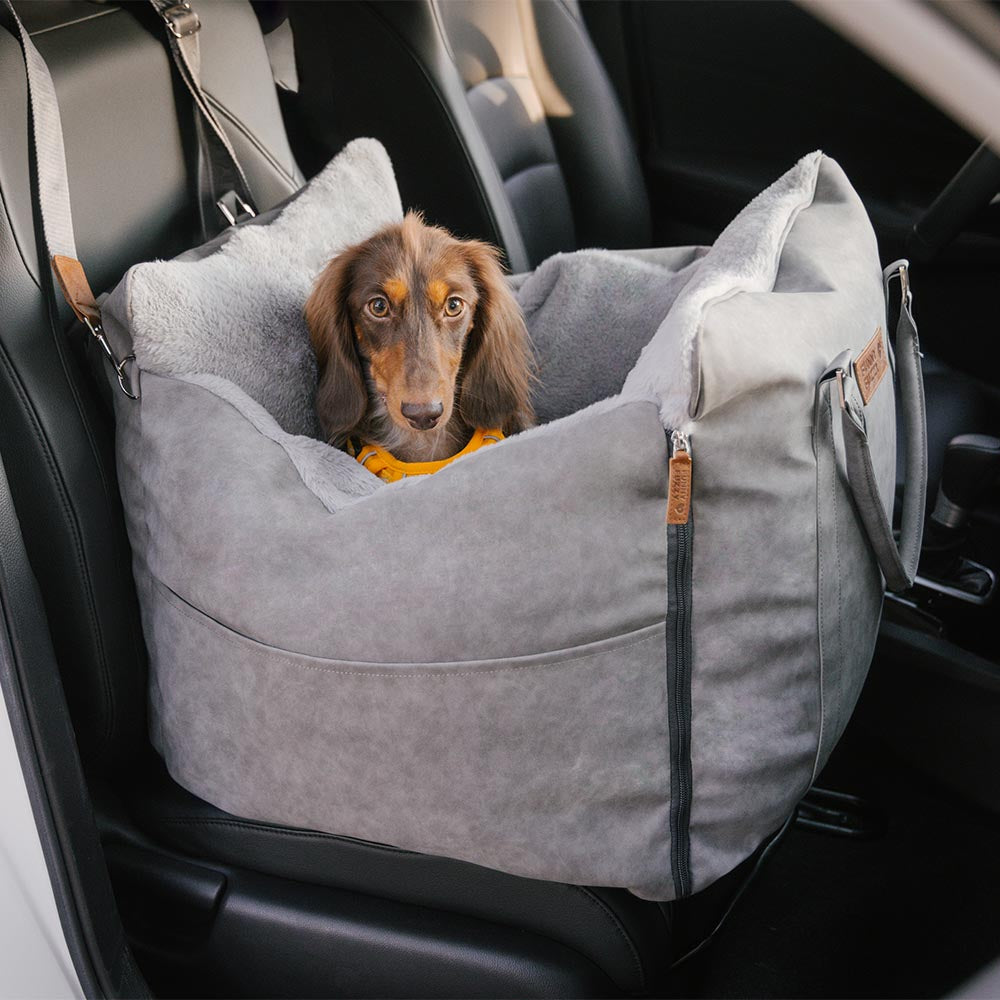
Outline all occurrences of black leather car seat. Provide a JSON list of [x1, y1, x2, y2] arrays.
[[0, 2, 751, 995], [289, 0, 652, 272]]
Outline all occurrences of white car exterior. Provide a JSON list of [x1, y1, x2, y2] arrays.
[[0, 694, 83, 1000]]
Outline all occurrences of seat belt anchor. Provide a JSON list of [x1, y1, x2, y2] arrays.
[[160, 1, 201, 38], [216, 190, 257, 227]]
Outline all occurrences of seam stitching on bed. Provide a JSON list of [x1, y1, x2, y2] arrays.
[[160, 584, 663, 675]]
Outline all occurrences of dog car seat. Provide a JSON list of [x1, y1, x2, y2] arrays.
[[13, 0, 927, 896], [10, 0, 926, 916], [94, 129, 927, 899], [1, 3, 736, 995]]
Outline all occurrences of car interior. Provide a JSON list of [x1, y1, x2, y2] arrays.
[[0, 1, 998, 997]]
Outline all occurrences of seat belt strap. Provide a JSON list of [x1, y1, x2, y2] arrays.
[[148, 0, 257, 234], [0, 0, 76, 260], [0, 0, 138, 398]]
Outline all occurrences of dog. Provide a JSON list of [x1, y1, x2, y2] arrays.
[[305, 212, 535, 470]]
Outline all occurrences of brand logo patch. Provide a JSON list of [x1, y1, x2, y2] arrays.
[[667, 453, 692, 525], [856, 327, 888, 405]]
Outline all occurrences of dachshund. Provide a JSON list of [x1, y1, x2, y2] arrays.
[[305, 212, 535, 468]]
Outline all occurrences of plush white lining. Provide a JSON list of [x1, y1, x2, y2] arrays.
[[621, 150, 823, 430], [107, 138, 404, 438]]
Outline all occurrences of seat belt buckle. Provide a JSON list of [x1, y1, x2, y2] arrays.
[[216, 190, 257, 228], [160, 1, 201, 38]]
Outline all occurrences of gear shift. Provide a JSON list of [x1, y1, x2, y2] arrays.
[[931, 434, 1000, 533], [919, 434, 1000, 600]]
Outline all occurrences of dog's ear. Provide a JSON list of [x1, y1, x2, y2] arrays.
[[458, 241, 536, 434], [305, 247, 368, 443]]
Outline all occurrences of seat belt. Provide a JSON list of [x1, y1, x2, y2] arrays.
[[0, 0, 75, 260], [148, 0, 258, 235], [0, 8, 152, 993], [0, 0, 138, 398]]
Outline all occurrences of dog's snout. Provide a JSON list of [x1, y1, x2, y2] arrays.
[[401, 401, 444, 430]]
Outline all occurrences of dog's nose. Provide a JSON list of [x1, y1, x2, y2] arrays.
[[401, 401, 444, 430]]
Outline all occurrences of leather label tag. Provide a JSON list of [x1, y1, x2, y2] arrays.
[[667, 451, 692, 525], [856, 327, 888, 405], [51, 255, 101, 326]]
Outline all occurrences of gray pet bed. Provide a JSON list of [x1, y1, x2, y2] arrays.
[[100, 140, 923, 900]]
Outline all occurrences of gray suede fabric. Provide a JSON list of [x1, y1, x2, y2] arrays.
[[813, 376, 884, 775], [118, 376, 670, 663], [107, 149, 902, 900], [115, 375, 676, 894], [149, 585, 673, 893], [678, 156, 893, 892]]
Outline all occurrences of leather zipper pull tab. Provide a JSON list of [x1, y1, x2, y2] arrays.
[[667, 431, 692, 525]]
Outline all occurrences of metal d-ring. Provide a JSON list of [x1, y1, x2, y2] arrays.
[[883, 258, 912, 311], [84, 316, 140, 400], [114, 354, 139, 400]]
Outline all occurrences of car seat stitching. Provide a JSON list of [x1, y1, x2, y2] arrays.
[[372, 2, 527, 268], [203, 93, 299, 193], [0, 184, 42, 291], [43, 314, 126, 746], [27, 6, 118, 37], [570, 886, 646, 991], [0, 341, 115, 746]]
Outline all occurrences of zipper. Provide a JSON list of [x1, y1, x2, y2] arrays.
[[666, 429, 694, 898]]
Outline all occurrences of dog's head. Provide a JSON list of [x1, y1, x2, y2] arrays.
[[305, 212, 534, 444]]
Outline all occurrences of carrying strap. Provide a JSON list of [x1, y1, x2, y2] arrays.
[[839, 260, 927, 592], [148, 0, 257, 234], [0, 0, 138, 397]]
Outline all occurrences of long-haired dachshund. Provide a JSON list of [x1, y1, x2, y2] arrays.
[[305, 212, 535, 470]]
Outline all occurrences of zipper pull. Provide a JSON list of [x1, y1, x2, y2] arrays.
[[667, 431, 692, 525]]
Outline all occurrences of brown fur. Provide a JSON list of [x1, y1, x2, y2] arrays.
[[306, 212, 535, 463]]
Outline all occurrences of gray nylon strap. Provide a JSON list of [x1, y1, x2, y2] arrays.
[[0, 0, 76, 260], [148, 0, 256, 228], [1, 3, 142, 397], [891, 269, 927, 584], [841, 262, 927, 592]]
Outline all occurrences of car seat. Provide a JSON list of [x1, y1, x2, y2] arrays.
[[289, 0, 651, 272]]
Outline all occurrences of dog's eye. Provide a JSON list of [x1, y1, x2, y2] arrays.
[[444, 296, 465, 317], [367, 296, 390, 318]]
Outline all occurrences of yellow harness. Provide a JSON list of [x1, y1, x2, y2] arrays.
[[348, 428, 504, 483]]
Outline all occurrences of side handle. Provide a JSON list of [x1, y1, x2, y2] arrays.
[[840, 260, 927, 593]]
